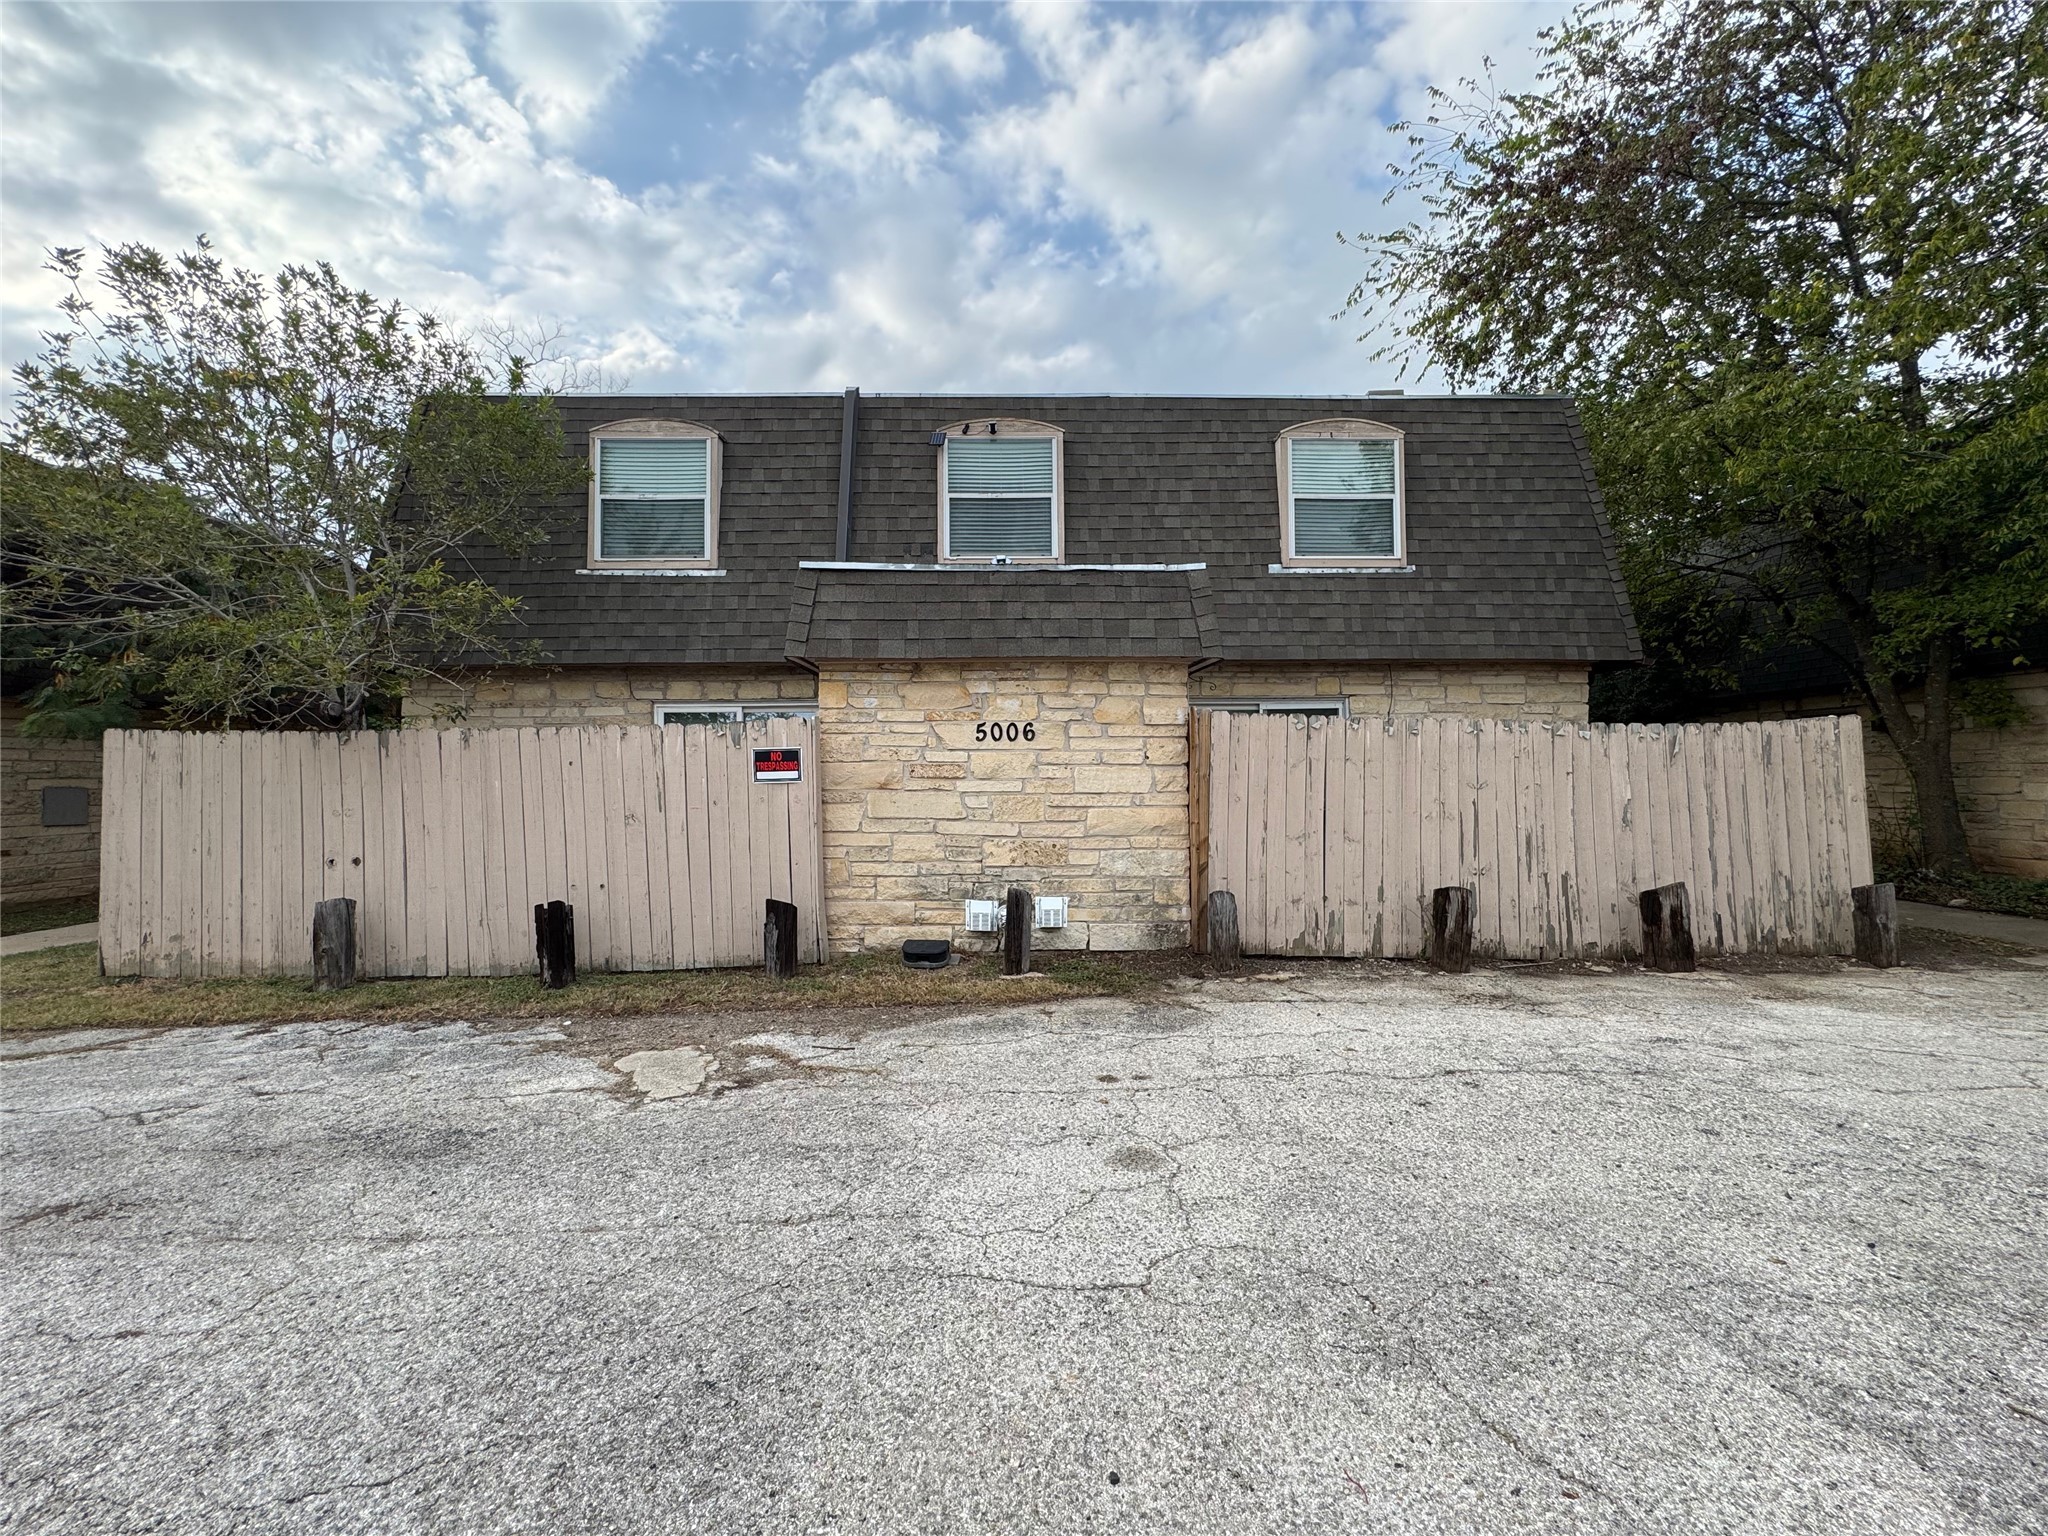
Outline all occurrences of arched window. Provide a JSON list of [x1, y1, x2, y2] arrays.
[[934, 418, 1064, 562], [1276, 419, 1404, 567], [588, 418, 721, 569]]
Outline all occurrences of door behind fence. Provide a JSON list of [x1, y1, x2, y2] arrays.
[[99, 720, 825, 979], [1193, 713, 1873, 961]]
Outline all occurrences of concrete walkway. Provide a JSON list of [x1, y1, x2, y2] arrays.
[[1898, 899, 2048, 950], [0, 923, 98, 958]]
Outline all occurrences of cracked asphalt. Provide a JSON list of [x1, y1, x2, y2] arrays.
[[4, 959, 2046, 1535]]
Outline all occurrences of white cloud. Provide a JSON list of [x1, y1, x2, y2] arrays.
[[0, 0, 765, 389], [904, 26, 1006, 95], [978, 7, 1376, 305], [796, 64, 946, 183], [483, 1, 665, 141], [0, 0, 1576, 401], [790, 25, 1003, 184]]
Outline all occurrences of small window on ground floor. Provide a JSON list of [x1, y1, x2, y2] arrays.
[[1197, 700, 1346, 717], [655, 703, 817, 726]]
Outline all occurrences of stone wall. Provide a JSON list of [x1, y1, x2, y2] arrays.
[[403, 666, 817, 727], [1190, 662, 1591, 721], [1724, 669, 2047, 878], [1, 703, 102, 904], [819, 659, 1191, 954]]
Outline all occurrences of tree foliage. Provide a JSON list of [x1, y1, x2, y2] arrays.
[[3, 240, 590, 731], [1346, 0, 2048, 869]]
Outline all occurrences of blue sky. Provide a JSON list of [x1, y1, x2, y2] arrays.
[[0, 1, 1569, 396]]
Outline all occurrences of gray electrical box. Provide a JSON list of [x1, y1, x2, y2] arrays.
[[41, 787, 89, 827]]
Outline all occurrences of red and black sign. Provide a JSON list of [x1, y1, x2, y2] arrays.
[[753, 746, 802, 783]]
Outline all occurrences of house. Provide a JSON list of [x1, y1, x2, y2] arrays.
[[407, 392, 1641, 952]]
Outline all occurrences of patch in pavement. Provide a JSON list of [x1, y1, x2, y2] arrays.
[[1107, 1145, 1172, 1173], [614, 1046, 712, 1100]]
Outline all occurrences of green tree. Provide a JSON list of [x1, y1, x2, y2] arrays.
[[1346, 0, 2048, 871], [3, 240, 589, 731]]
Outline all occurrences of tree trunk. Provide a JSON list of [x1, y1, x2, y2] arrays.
[[1896, 724, 1972, 873], [1858, 635, 1974, 874]]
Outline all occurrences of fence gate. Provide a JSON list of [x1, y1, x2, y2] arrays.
[[98, 720, 825, 979], [1191, 713, 1873, 961]]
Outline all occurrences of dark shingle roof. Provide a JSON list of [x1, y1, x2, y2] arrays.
[[456, 395, 844, 666], [791, 567, 1212, 660], [466, 393, 1640, 666]]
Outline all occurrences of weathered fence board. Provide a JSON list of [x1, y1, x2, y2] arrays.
[[100, 720, 825, 979], [1198, 713, 1871, 961]]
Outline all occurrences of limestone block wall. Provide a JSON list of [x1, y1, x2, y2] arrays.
[[819, 660, 1191, 954], [404, 666, 817, 728], [1726, 669, 2047, 878], [1, 703, 102, 904], [1191, 662, 1591, 721]]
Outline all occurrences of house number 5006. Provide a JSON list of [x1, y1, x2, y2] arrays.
[[974, 722, 1036, 742]]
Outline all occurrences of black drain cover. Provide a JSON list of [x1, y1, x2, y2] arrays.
[[902, 938, 951, 970]]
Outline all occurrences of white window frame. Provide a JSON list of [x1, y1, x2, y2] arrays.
[[1276, 419, 1405, 569], [588, 419, 721, 571], [936, 418, 1065, 564], [654, 702, 817, 726], [1198, 699, 1349, 718]]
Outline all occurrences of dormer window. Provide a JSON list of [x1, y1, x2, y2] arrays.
[[589, 420, 720, 568], [1278, 420, 1405, 567], [938, 420, 1063, 562]]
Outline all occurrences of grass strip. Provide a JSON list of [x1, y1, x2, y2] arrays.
[[0, 944, 1179, 1034]]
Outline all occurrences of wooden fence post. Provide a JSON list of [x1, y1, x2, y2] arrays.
[[1004, 886, 1033, 975], [1639, 882, 1697, 973], [765, 899, 800, 979], [1206, 890, 1241, 971], [1427, 886, 1475, 974], [535, 901, 575, 989], [312, 898, 357, 991], [1852, 882, 1900, 968], [1189, 711, 1211, 953]]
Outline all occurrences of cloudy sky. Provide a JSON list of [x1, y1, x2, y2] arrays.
[[1, 1, 1567, 397]]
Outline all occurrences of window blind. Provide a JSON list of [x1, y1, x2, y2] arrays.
[[601, 498, 707, 559], [948, 495, 1056, 556], [599, 438, 708, 495], [597, 438, 709, 560], [946, 436, 1054, 493], [1289, 438, 1398, 558], [945, 436, 1057, 556]]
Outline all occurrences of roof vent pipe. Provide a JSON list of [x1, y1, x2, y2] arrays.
[[835, 387, 860, 562]]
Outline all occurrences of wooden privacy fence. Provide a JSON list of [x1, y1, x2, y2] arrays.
[[1192, 713, 1873, 961], [98, 721, 824, 979]]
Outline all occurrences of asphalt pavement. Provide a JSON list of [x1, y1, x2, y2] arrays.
[[4, 958, 2045, 1534]]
